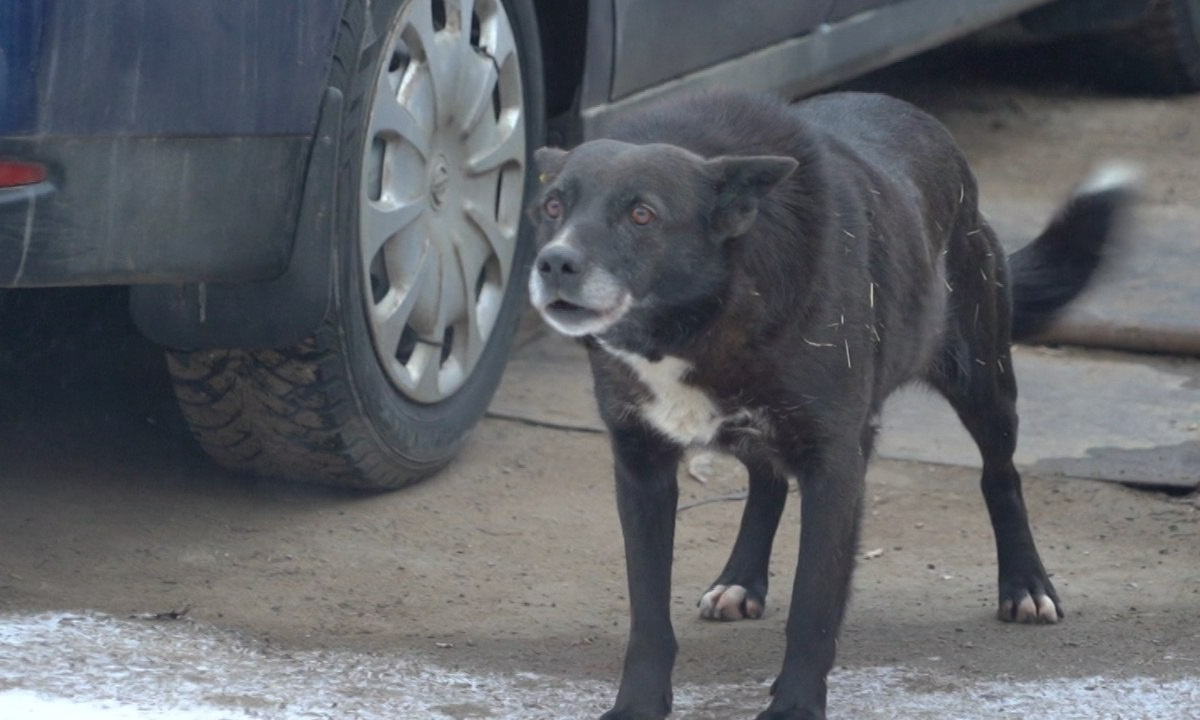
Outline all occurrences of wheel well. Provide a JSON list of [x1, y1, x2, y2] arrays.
[[531, 0, 588, 144], [1020, 0, 1155, 37]]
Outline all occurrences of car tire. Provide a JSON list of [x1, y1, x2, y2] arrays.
[[1105, 0, 1200, 92], [167, 0, 545, 490]]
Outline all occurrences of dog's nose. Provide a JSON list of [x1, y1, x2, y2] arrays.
[[536, 245, 587, 283]]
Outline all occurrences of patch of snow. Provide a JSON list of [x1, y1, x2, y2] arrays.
[[1, 613, 1197, 719]]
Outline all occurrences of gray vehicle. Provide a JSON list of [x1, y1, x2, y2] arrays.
[[1, 0, 1194, 489]]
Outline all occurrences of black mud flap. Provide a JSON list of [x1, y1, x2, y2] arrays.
[[130, 87, 343, 350]]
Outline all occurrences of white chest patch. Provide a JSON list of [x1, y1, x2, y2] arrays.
[[603, 347, 725, 445]]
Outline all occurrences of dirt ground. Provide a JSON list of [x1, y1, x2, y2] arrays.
[[2, 41, 1199, 719]]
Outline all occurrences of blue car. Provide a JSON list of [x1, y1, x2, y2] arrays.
[[1, 0, 1195, 489]]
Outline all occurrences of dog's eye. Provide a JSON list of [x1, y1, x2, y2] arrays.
[[543, 197, 563, 219], [631, 204, 656, 226]]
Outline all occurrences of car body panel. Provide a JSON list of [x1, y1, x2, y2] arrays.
[[0, 0, 344, 137], [2, 0, 1115, 349], [608, 0, 836, 99], [828, 0, 896, 24], [0, 0, 348, 289], [580, 0, 1059, 136], [0, 135, 308, 287]]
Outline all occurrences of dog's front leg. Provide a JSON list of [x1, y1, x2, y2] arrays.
[[759, 437, 866, 720], [601, 424, 683, 720]]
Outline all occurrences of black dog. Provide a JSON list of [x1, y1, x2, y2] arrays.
[[527, 89, 1132, 720]]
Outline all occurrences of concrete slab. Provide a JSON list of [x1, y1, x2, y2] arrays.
[[878, 346, 1200, 489], [988, 200, 1200, 356], [492, 328, 1200, 489]]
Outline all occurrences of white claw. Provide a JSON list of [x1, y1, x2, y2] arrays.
[[1015, 595, 1039, 622], [1036, 594, 1060, 624], [699, 585, 727, 620], [1004, 594, 1059, 624], [699, 584, 762, 621]]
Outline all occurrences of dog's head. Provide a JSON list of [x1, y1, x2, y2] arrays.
[[527, 140, 796, 340]]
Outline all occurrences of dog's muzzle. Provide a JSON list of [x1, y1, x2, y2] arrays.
[[529, 245, 631, 337]]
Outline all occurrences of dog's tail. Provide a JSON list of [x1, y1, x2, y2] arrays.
[[1008, 164, 1138, 342]]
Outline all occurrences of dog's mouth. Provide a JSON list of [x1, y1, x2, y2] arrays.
[[547, 299, 586, 313], [536, 294, 632, 338], [528, 262, 633, 337], [542, 297, 607, 325]]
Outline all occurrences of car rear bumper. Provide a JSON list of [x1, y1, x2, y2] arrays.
[[0, 135, 309, 288]]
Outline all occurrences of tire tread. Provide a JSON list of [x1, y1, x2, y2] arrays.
[[166, 0, 542, 491], [166, 0, 431, 490], [1104, 0, 1200, 92]]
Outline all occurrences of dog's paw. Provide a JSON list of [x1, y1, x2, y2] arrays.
[[699, 584, 764, 621], [998, 590, 1063, 624]]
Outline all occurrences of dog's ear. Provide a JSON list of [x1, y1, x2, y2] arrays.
[[706, 155, 798, 238], [534, 147, 569, 184]]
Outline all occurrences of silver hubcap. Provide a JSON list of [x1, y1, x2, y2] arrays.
[[361, 0, 526, 403]]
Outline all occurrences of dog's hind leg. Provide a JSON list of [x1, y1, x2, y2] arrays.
[[699, 458, 788, 621], [929, 222, 1063, 625]]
